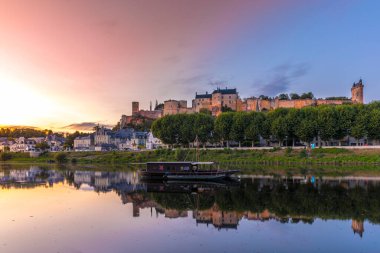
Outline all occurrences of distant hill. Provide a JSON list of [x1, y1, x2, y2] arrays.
[[61, 122, 113, 132]]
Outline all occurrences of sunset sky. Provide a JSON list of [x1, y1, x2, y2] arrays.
[[1, 0, 380, 130]]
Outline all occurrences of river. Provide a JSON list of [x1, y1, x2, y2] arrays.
[[0, 164, 379, 252]]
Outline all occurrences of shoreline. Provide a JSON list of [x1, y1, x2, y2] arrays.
[[1, 147, 380, 169]]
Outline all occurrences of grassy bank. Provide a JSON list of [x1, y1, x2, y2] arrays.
[[2, 147, 380, 167]]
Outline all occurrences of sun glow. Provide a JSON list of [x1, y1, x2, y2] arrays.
[[0, 73, 62, 127]]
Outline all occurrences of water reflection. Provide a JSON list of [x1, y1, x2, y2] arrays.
[[1, 166, 380, 239]]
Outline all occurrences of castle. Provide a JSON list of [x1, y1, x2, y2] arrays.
[[120, 80, 364, 127]]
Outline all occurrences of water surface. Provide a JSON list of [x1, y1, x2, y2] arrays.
[[1, 165, 380, 253]]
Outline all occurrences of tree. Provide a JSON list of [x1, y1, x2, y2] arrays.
[[290, 93, 301, 100], [112, 122, 121, 131], [296, 119, 316, 146], [284, 109, 301, 146], [230, 112, 250, 147], [151, 115, 178, 146], [296, 107, 318, 146], [64, 131, 87, 149], [35, 141, 50, 151], [317, 106, 337, 145], [194, 113, 214, 146], [367, 109, 380, 141], [300, 92, 314, 99], [155, 103, 164, 110], [214, 112, 234, 147], [259, 95, 270, 100], [351, 107, 368, 145], [199, 108, 212, 115], [54, 153, 67, 163], [178, 114, 195, 146], [271, 116, 288, 146], [245, 112, 265, 147], [221, 105, 235, 112], [278, 93, 290, 100], [334, 105, 356, 145]]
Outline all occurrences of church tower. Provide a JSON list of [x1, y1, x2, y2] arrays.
[[351, 79, 364, 104]]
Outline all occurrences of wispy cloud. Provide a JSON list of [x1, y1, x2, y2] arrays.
[[62, 122, 113, 132], [172, 74, 210, 86], [255, 63, 310, 96]]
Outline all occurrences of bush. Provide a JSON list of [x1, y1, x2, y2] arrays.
[[54, 153, 67, 163], [314, 153, 325, 159], [175, 149, 187, 161], [299, 149, 308, 158], [71, 158, 77, 164], [312, 148, 350, 154], [136, 153, 144, 162], [270, 147, 281, 152], [0, 152, 12, 161], [285, 147, 293, 156]]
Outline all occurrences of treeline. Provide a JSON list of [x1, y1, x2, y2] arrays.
[[151, 102, 380, 147], [0, 128, 56, 138]]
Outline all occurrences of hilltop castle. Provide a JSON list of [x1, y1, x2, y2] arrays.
[[120, 80, 364, 127], [163, 79, 364, 116]]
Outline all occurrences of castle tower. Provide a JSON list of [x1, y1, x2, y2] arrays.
[[351, 79, 364, 104], [132, 101, 139, 115]]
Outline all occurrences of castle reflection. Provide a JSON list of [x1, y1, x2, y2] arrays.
[[1, 166, 378, 237]]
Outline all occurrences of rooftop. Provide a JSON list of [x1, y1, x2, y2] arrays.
[[212, 88, 237, 95]]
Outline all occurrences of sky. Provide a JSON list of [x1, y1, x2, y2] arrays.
[[1, 0, 380, 130]]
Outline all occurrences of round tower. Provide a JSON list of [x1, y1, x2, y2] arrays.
[[351, 79, 364, 104]]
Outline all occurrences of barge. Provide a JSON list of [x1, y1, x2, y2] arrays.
[[140, 162, 239, 181]]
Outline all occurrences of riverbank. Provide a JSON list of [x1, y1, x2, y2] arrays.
[[2, 147, 380, 167]]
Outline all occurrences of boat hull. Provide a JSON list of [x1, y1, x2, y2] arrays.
[[139, 170, 239, 181]]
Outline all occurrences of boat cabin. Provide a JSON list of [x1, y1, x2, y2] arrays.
[[146, 162, 214, 172]]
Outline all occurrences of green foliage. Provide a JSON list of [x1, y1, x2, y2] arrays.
[[0, 152, 12, 161], [35, 141, 50, 150], [312, 148, 350, 154], [175, 149, 187, 161], [270, 147, 281, 152], [299, 149, 308, 158], [230, 112, 250, 145], [278, 93, 290, 100], [0, 128, 55, 138], [214, 112, 234, 145], [54, 153, 68, 163], [285, 147, 293, 156], [300, 92, 314, 99], [64, 131, 88, 149], [112, 122, 121, 131], [152, 103, 380, 148], [245, 112, 266, 145], [199, 108, 212, 115], [155, 103, 164, 110], [290, 93, 300, 100], [221, 105, 235, 112]]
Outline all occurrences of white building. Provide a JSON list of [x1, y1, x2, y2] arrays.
[[74, 135, 94, 151], [10, 137, 36, 152], [146, 132, 163, 149]]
